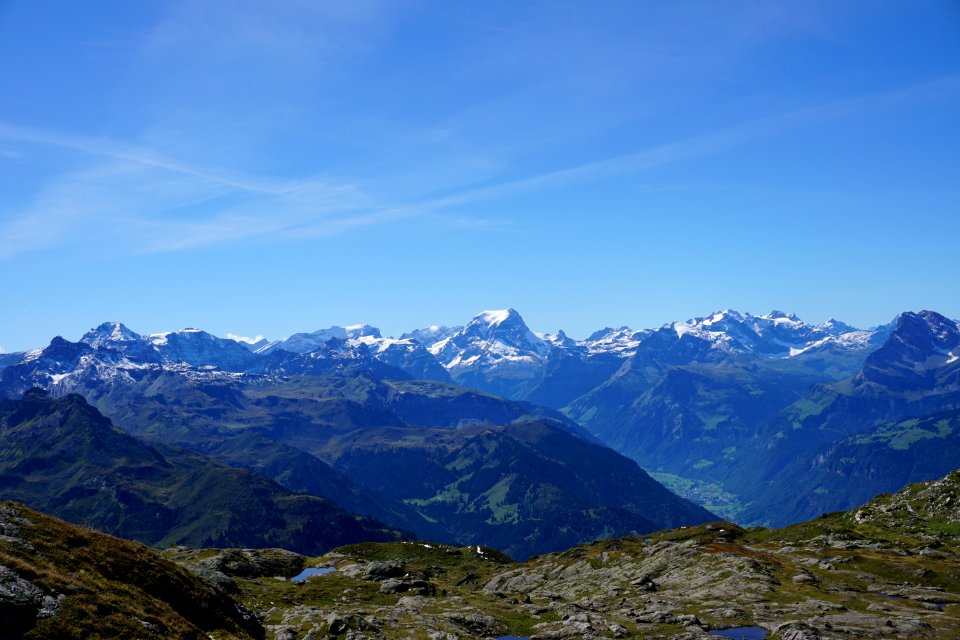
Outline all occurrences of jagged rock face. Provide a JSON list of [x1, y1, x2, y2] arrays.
[[401, 324, 459, 346], [862, 310, 960, 390], [398, 309, 888, 416], [427, 309, 552, 399], [1, 308, 890, 409], [360, 337, 451, 382], [582, 326, 653, 355], [646, 309, 883, 363], [259, 340, 414, 380], [80, 321, 145, 350], [82, 322, 262, 370], [0, 337, 99, 395], [0, 563, 63, 636], [149, 329, 263, 371]]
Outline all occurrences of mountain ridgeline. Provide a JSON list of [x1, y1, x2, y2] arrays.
[[0, 306, 957, 547], [0, 321, 716, 558], [0, 389, 407, 554]]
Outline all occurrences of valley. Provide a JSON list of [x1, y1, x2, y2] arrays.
[[2, 307, 956, 532]]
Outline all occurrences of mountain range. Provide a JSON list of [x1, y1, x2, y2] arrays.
[[0, 326, 714, 558], [1, 306, 958, 544], [0, 307, 889, 394]]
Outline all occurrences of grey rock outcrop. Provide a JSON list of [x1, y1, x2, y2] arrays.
[[0, 564, 63, 636], [197, 548, 305, 578]]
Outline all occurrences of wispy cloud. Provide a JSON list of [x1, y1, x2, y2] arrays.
[[1, 73, 956, 259], [0, 123, 375, 257], [0, 122, 295, 195], [364, 73, 960, 215]]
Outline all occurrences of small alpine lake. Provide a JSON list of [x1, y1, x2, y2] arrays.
[[708, 627, 768, 640], [290, 566, 336, 582]]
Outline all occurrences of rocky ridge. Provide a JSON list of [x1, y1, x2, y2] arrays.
[[168, 469, 960, 640], [0, 501, 263, 639], [4, 470, 960, 639]]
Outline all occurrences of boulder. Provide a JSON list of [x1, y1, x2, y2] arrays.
[[363, 561, 405, 581], [197, 549, 305, 578]]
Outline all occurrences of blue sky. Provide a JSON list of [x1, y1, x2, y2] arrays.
[[1, 1, 958, 351]]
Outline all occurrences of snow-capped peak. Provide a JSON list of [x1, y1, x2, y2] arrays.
[[256, 324, 383, 355], [429, 308, 550, 369], [147, 328, 213, 346], [762, 310, 799, 321], [538, 330, 577, 349], [654, 309, 878, 359], [674, 309, 807, 334], [758, 311, 801, 327], [462, 309, 547, 352], [80, 322, 143, 348], [815, 318, 857, 335], [401, 325, 460, 346], [477, 309, 513, 326], [701, 309, 747, 326], [581, 326, 652, 356], [463, 309, 532, 337]]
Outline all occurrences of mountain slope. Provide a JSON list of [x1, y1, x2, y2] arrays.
[[843, 466, 960, 541], [565, 309, 886, 430], [0, 351, 25, 371], [745, 410, 960, 526], [83, 373, 699, 557], [0, 390, 407, 553], [732, 310, 960, 525], [543, 311, 892, 517], [0, 501, 263, 640], [190, 429, 435, 540], [8, 364, 711, 558], [584, 361, 826, 479], [315, 419, 716, 559]]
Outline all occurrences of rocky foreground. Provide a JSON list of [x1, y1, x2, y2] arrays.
[[164, 472, 960, 640], [0, 502, 262, 639], [3, 471, 960, 639]]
